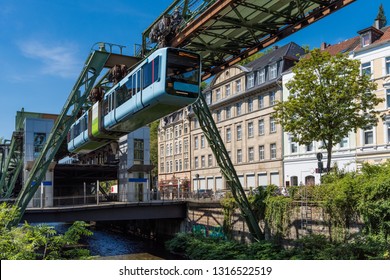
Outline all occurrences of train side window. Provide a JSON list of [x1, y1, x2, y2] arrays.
[[154, 56, 160, 82], [103, 96, 109, 115], [143, 61, 152, 90], [126, 76, 133, 98], [136, 70, 141, 93]]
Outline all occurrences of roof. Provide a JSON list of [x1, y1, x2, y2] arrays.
[[323, 25, 390, 55], [245, 42, 304, 70]]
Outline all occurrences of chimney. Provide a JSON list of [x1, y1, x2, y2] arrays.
[[320, 42, 328, 50]]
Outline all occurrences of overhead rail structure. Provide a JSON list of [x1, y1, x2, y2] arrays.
[[13, 43, 140, 223], [143, 0, 356, 80], [0, 110, 25, 198]]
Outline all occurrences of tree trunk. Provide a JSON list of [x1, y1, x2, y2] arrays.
[[326, 141, 333, 173]]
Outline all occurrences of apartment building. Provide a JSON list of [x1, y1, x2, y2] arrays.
[[283, 16, 390, 186], [158, 42, 305, 192], [157, 107, 192, 192]]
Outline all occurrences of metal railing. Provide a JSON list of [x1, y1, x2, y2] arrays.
[[28, 190, 226, 209]]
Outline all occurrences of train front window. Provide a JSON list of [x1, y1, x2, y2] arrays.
[[166, 49, 200, 89]]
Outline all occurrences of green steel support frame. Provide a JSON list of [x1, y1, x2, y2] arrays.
[[192, 93, 264, 241], [0, 133, 23, 198], [14, 50, 112, 224]]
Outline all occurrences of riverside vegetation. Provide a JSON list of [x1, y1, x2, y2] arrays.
[[166, 162, 390, 260], [0, 204, 93, 260]]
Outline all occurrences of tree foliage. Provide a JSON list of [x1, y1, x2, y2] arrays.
[[273, 49, 381, 171], [0, 203, 93, 260]]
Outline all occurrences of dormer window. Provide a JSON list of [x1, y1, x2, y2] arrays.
[[358, 26, 384, 48], [361, 32, 371, 47]]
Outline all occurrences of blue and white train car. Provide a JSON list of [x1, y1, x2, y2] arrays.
[[67, 47, 201, 154]]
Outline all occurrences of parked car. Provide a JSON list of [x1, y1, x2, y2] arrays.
[[196, 189, 213, 199]]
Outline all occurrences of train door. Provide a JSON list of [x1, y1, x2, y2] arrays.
[[134, 69, 143, 112], [105, 92, 116, 128]]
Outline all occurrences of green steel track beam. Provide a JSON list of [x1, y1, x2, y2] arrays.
[[13, 49, 112, 224], [192, 93, 263, 241], [0, 132, 23, 198]]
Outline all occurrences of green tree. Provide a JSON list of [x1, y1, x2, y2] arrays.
[[273, 49, 381, 171], [376, 4, 387, 27], [0, 203, 92, 260], [149, 120, 159, 178]]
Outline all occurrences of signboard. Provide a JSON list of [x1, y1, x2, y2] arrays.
[[128, 178, 148, 183]]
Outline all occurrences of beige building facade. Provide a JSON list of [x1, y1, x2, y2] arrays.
[[158, 43, 305, 193]]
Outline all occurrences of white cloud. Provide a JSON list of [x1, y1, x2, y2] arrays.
[[18, 40, 80, 78]]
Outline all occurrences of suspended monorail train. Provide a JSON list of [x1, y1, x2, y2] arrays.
[[67, 47, 201, 154]]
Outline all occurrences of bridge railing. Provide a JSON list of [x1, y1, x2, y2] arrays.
[[27, 190, 225, 209]]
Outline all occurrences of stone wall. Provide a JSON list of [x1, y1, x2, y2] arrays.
[[187, 201, 363, 242]]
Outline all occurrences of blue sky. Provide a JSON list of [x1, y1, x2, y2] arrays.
[[0, 0, 387, 140]]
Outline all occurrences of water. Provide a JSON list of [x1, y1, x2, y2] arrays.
[[51, 223, 176, 260]]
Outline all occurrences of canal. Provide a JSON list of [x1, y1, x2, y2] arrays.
[[53, 223, 179, 260]]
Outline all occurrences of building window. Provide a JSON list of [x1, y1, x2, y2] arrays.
[[201, 156, 205, 168], [160, 162, 164, 173], [248, 122, 254, 138], [291, 142, 298, 154], [339, 137, 348, 148], [258, 119, 265, 135], [184, 138, 189, 152], [179, 159, 182, 171], [290, 176, 298, 186], [226, 127, 232, 142], [258, 69, 265, 84], [201, 135, 205, 148], [236, 102, 242, 116], [386, 57, 390, 75], [269, 63, 277, 79], [175, 160, 179, 172], [364, 127, 374, 145], [166, 161, 169, 172], [216, 110, 222, 122], [193, 118, 199, 129], [259, 145, 265, 160], [237, 149, 242, 163], [215, 88, 221, 101], [387, 89, 390, 108], [184, 158, 189, 170], [133, 139, 144, 164], [270, 117, 276, 133], [170, 143, 173, 155], [362, 62, 371, 76], [194, 157, 199, 169], [226, 106, 231, 119], [248, 73, 255, 88], [194, 136, 199, 149], [175, 141, 179, 154], [270, 143, 277, 159], [235, 79, 241, 93], [160, 144, 164, 157], [258, 95, 264, 109], [184, 123, 188, 134], [170, 161, 173, 173], [237, 125, 242, 140], [248, 147, 254, 162], [208, 154, 213, 167], [306, 142, 313, 152], [269, 92, 276, 106], [248, 98, 253, 112], [361, 32, 370, 47], [225, 84, 231, 97]]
